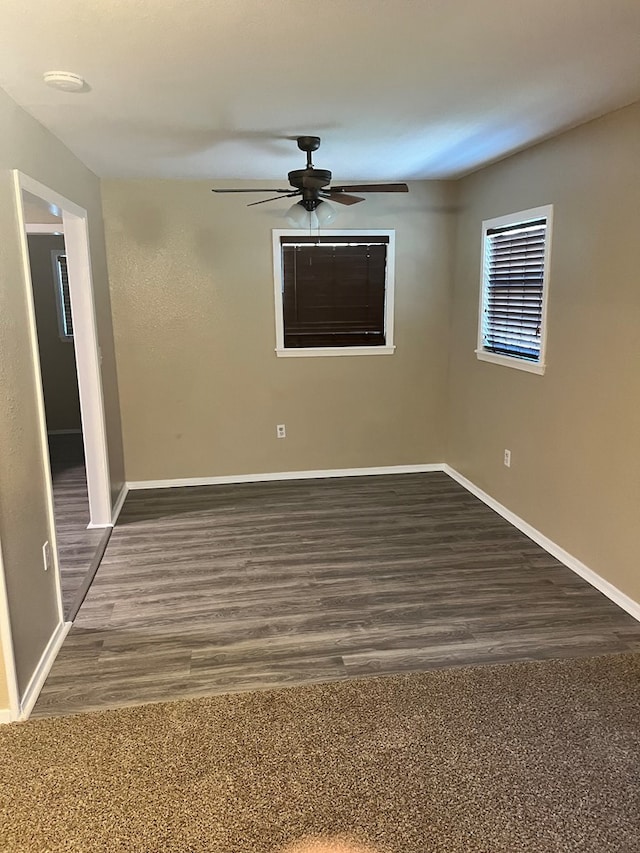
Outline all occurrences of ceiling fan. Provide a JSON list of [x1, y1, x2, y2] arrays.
[[211, 136, 408, 212]]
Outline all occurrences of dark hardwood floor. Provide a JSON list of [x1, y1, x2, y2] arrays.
[[34, 472, 640, 717], [49, 433, 111, 619]]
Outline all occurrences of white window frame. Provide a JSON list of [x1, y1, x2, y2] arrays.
[[272, 229, 396, 357], [51, 248, 73, 342], [476, 205, 553, 375]]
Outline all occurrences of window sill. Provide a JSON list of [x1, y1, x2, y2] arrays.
[[276, 345, 396, 358], [475, 349, 545, 375]]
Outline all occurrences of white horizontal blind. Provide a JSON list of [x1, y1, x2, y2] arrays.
[[482, 218, 547, 361]]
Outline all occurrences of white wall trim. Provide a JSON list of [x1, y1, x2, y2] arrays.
[[444, 465, 640, 623], [19, 174, 86, 217], [275, 345, 396, 358], [25, 222, 63, 237], [475, 349, 546, 375], [61, 208, 112, 526], [18, 620, 71, 721], [111, 485, 128, 525], [127, 463, 445, 491], [0, 709, 16, 724], [86, 484, 128, 529], [25, 223, 63, 235]]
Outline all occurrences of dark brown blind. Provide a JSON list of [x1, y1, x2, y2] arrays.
[[482, 219, 546, 361], [56, 253, 73, 338], [281, 238, 388, 348]]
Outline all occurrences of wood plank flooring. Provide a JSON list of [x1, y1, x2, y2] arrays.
[[33, 472, 640, 717], [49, 434, 110, 619]]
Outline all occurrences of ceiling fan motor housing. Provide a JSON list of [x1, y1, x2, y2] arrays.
[[288, 168, 332, 209], [288, 169, 332, 189]]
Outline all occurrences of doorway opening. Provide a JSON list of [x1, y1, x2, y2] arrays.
[[14, 173, 113, 621]]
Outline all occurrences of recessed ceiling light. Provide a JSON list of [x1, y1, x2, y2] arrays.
[[43, 71, 86, 92]]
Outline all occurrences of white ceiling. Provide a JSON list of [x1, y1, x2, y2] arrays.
[[1, 0, 639, 181]]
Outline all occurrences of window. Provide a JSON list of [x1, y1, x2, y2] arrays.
[[51, 249, 73, 341], [477, 205, 553, 374], [272, 230, 395, 357]]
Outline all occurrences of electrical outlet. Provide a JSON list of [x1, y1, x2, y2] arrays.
[[42, 541, 52, 572], [276, 424, 286, 439], [504, 449, 511, 468]]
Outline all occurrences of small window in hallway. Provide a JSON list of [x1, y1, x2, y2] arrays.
[[51, 250, 73, 340]]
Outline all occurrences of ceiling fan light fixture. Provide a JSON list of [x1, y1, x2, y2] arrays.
[[285, 199, 336, 228], [315, 200, 337, 226], [285, 201, 309, 228]]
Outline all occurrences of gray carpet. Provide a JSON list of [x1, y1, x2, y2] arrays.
[[1, 654, 639, 852]]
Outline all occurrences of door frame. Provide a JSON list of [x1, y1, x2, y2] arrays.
[[13, 171, 112, 530]]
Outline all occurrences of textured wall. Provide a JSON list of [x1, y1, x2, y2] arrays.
[[0, 89, 124, 700], [27, 234, 82, 432], [447, 102, 640, 603], [102, 180, 456, 480]]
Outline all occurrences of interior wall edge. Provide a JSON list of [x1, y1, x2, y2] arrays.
[[111, 485, 129, 524], [0, 539, 19, 717], [18, 620, 71, 721]]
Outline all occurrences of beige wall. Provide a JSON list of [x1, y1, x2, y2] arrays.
[[448, 102, 640, 603], [103, 180, 456, 480], [27, 234, 82, 432], [0, 88, 125, 701]]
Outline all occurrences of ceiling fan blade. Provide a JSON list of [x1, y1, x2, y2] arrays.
[[211, 188, 294, 193], [322, 192, 365, 206], [247, 192, 301, 207], [330, 183, 409, 193]]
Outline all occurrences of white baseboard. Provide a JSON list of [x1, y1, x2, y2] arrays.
[[126, 463, 445, 491], [86, 484, 129, 529], [111, 484, 128, 525], [0, 709, 16, 724], [19, 620, 71, 721], [444, 465, 640, 624]]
